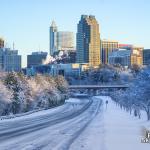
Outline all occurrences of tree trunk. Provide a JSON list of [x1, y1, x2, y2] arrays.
[[147, 108, 150, 121]]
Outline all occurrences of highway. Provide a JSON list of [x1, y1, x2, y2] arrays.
[[0, 97, 102, 150]]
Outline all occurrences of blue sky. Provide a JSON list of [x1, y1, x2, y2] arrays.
[[0, 0, 150, 67]]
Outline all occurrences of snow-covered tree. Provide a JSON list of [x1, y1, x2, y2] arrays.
[[111, 66, 150, 120], [0, 81, 13, 115], [0, 72, 68, 116], [54, 75, 68, 94]]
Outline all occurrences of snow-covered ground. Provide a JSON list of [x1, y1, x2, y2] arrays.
[[70, 96, 150, 150], [0, 96, 149, 150]]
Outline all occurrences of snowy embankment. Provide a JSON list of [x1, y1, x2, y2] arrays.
[[0, 98, 85, 121], [0, 72, 68, 117], [0, 108, 44, 120]]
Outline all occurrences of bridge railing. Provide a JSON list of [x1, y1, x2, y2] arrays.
[[69, 84, 129, 89]]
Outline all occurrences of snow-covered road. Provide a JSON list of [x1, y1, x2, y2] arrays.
[[0, 96, 149, 150], [0, 97, 102, 150]]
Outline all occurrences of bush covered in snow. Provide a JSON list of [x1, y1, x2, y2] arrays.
[[0, 72, 68, 116], [111, 66, 150, 121]]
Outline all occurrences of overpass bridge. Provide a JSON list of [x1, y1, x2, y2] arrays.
[[69, 84, 129, 96], [69, 85, 129, 90]]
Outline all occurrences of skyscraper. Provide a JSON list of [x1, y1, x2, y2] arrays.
[[57, 31, 74, 51], [76, 15, 101, 67], [101, 40, 118, 64], [50, 21, 58, 56]]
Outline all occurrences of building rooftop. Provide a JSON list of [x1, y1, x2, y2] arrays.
[[31, 51, 48, 55], [109, 49, 131, 57], [51, 20, 57, 27], [102, 39, 119, 43]]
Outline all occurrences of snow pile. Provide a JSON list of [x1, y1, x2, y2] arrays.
[[0, 72, 68, 116]]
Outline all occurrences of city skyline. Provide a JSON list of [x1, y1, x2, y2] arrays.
[[0, 0, 150, 67]]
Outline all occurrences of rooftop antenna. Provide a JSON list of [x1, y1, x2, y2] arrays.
[[13, 42, 15, 50], [5, 42, 9, 48], [38, 44, 41, 52]]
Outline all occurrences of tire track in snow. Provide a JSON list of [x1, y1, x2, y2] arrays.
[[49, 98, 102, 150], [0, 98, 93, 149]]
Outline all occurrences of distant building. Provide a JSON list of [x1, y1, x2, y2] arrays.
[[57, 31, 74, 51], [68, 50, 76, 63], [0, 48, 21, 72], [131, 46, 143, 66], [49, 21, 75, 56], [101, 40, 118, 64], [118, 44, 143, 66], [27, 51, 47, 68], [109, 49, 131, 66], [22, 65, 52, 76], [76, 15, 101, 67], [23, 63, 87, 78], [53, 50, 76, 64], [0, 38, 4, 48], [109, 46, 143, 67], [119, 44, 133, 50], [143, 49, 150, 65], [52, 64, 81, 77], [50, 21, 58, 56]]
